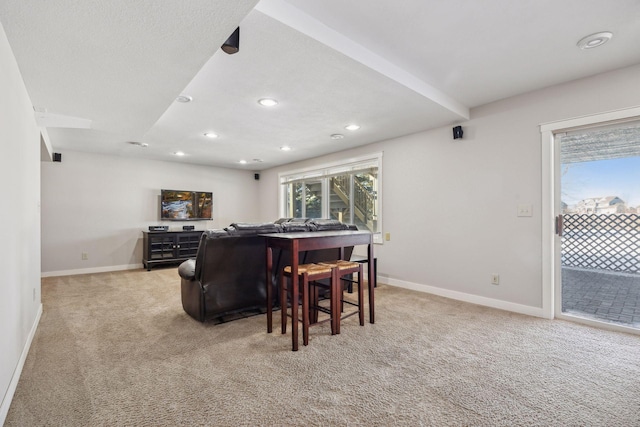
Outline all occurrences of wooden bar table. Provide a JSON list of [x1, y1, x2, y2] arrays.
[[262, 230, 374, 351]]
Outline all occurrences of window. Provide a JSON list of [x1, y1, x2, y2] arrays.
[[280, 153, 382, 243]]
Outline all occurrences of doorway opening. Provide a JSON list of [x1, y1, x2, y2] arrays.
[[559, 122, 640, 329]]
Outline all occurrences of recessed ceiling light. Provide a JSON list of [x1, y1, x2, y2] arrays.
[[577, 32, 613, 50], [345, 124, 360, 131], [127, 141, 148, 147], [175, 95, 193, 103], [331, 134, 344, 140], [174, 151, 185, 156], [280, 146, 292, 151], [239, 159, 248, 164], [204, 132, 218, 139], [258, 98, 278, 107]]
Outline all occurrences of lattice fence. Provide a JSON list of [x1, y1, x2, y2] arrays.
[[562, 214, 640, 273]]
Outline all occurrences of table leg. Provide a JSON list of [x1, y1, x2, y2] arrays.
[[266, 246, 273, 333], [291, 275, 299, 350], [301, 272, 309, 346], [358, 264, 365, 326], [291, 244, 299, 351], [332, 267, 340, 334], [368, 242, 375, 324]]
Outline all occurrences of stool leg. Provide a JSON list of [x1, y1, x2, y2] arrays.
[[281, 273, 287, 334], [310, 282, 319, 324], [331, 267, 340, 335], [340, 277, 345, 312], [357, 264, 364, 326]]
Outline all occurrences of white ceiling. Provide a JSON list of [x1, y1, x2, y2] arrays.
[[2, 0, 640, 170]]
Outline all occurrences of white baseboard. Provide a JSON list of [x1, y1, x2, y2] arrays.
[[41, 263, 143, 278], [381, 275, 546, 318], [0, 303, 42, 426]]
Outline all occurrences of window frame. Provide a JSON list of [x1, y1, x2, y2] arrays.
[[278, 152, 383, 244]]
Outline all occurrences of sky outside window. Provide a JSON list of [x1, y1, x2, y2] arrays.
[[562, 156, 640, 208]]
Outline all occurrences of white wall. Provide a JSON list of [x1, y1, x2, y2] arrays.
[[0, 23, 42, 424], [41, 151, 260, 274], [258, 64, 640, 314]]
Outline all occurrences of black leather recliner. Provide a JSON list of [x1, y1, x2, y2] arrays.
[[178, 219, 354, 322]]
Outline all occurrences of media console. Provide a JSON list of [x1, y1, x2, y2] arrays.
[[142, 230, 202, 271]]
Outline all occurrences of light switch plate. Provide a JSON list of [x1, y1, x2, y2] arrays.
[[517, 204, 533, 217]]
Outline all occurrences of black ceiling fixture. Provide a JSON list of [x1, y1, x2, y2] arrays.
[[221, 27, 240, 54]]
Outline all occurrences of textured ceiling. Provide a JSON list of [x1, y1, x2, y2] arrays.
[[286, 0, 640, 108], [141, 10, 463, 169], [1, 0, 640, 170]]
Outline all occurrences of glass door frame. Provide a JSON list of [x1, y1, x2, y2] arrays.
[[540, 105, 640, 334]]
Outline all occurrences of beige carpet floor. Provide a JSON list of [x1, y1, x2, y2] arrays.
[[5, 268, 640, 426]]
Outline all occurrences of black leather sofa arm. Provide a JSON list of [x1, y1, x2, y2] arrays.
[[178, 259, 196, 281]]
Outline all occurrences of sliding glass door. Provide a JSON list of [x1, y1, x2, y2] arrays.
[[558, 121, 640, 329]]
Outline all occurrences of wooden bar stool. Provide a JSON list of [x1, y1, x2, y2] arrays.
[[316, 260, 364, 334], [280, 263, 339, 346], [349, 255, 377, 290]]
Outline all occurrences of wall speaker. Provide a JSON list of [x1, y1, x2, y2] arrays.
[[254, 173, 260, 180], [452, 126, 463, 140], [53, 152, 62, 162]]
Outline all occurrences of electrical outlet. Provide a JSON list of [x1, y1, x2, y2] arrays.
[[81, 252, 88, 260], [385, 232, 391, 241], [491, 274, 500, 285]]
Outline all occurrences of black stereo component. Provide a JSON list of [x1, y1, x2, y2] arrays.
[[149, 226, 169, 232]]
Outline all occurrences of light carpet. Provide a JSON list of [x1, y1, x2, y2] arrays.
[[6, 268, 640, 426]]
